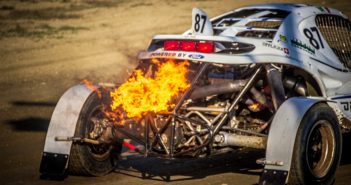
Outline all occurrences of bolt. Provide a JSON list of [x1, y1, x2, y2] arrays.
[[214, 134, 224, 143]]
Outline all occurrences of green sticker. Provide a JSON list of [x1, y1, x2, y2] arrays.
[[291, 39, 315, 55], [317, 7, 325, 12], [279, 34, 286, 42]]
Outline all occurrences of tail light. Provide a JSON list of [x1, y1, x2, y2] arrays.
[[164, 40, 215, 53], [164, 41, 180, 51], [197, 42, 214, 53], [180, 41, 197, 51]]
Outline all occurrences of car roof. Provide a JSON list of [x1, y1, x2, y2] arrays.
[[210, 3, 347, 39], [234, 3, 307, 12]]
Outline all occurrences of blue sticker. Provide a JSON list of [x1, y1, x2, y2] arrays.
[[188, 54, 204, 59]]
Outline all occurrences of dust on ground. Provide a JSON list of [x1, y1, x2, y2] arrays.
[[0, 0, 351, 185]]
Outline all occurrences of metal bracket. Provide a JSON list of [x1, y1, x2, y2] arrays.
[[259, 169, 288, 185]]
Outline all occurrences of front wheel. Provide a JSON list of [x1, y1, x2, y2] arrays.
[[289, 103, 342, 185]]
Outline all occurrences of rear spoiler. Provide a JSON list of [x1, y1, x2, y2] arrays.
[[146, 34, 255, 57], [152, 34, 235, 42]]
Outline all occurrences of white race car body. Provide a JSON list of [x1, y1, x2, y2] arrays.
[[139, 4, 351, 121]]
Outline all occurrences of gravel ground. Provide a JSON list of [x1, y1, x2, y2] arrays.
[[0, 0, 350, 184]]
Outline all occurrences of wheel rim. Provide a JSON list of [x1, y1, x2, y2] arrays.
[[86, 105, 112, 161], [306, 120, 335, 178]]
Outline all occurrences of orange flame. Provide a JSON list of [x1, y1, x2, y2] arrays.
[[81, 79, 102, 98], [110, 59, 190, 118]]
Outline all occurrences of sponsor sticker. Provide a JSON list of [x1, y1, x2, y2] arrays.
[[188, 54, 204, 59], [177, 53, 187, 58], [317, 6, 331, 13], [150, 52, 188, 58], [262, 42, 289, 55], [317, 7, 325, 12], [278, 34, 287, 43], [290, 39, 315, 55], [150, 52, 176, 58], [283, 48, 289, 55]]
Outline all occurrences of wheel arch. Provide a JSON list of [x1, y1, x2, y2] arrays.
[[284, 66, 324, 96], [40, 85, 94, 175], [259, 97, 336, 185]]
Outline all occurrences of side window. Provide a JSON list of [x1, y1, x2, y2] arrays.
[[315, 15, 351, 69]]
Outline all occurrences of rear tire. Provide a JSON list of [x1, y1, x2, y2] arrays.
[[68, 92, 122, 176], [289, 103, 342, 185]]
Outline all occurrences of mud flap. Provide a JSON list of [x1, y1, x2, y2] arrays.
[[259, 97, 324, 185], [39, 85, 93, 175], [259, 169, 288, 185], [40, 152, 69, 175]]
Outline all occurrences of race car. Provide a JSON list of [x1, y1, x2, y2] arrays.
[[40, 3, 351, 185]]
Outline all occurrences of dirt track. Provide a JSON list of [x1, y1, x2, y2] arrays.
[[0, 0, 351, 184]]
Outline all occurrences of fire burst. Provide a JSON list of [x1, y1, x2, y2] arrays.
[[110, 59, 190, 118]]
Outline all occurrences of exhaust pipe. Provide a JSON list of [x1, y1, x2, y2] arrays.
[[190, 79, 248, 100], [215, 132, 267, 149], [265, 65, 285, 110], [283, 76, 307, 96]]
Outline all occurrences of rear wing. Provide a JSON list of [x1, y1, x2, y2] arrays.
[[145, 34, 255, 57], [152, 34, 235, 42], [138, 31, 303, 65]]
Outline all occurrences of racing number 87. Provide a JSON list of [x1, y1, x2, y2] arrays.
[[194, 14, 207, 33], [303, 27, 324, 50]]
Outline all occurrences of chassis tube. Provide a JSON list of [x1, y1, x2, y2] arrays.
[[189, 80, 248, 100], [213, 66, 263, 135], [265, 65, 285, 110], [174, 63, 209, 112]]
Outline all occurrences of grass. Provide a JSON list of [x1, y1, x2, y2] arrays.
[[0, 0, 127, 21], [0, 24, 89, 39], [0, 0, 130, 39], [85, 0, 126, 8], [129, 2, 153, 8], [2, 8, 81, 20], [0, 5, 14, 11]]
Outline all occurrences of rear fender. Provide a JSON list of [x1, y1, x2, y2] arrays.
[[40, 85, 94, 175], [259, 97, 325, 185]]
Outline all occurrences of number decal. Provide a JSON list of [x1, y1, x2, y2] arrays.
[[303, 27, 324, 50], [303, 28, 319, 49], [194, 14, 200, 32], [194, 14, 207, 33], [341, 102, 351, 112], [200, 15, 206, 33], [311, 27, 324, 49]]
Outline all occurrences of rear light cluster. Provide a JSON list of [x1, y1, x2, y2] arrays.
[[164, 40, 215, 53]]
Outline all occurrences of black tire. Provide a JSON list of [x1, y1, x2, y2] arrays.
[[289, 103, 342, 185], [68, 92, 122, 176]]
